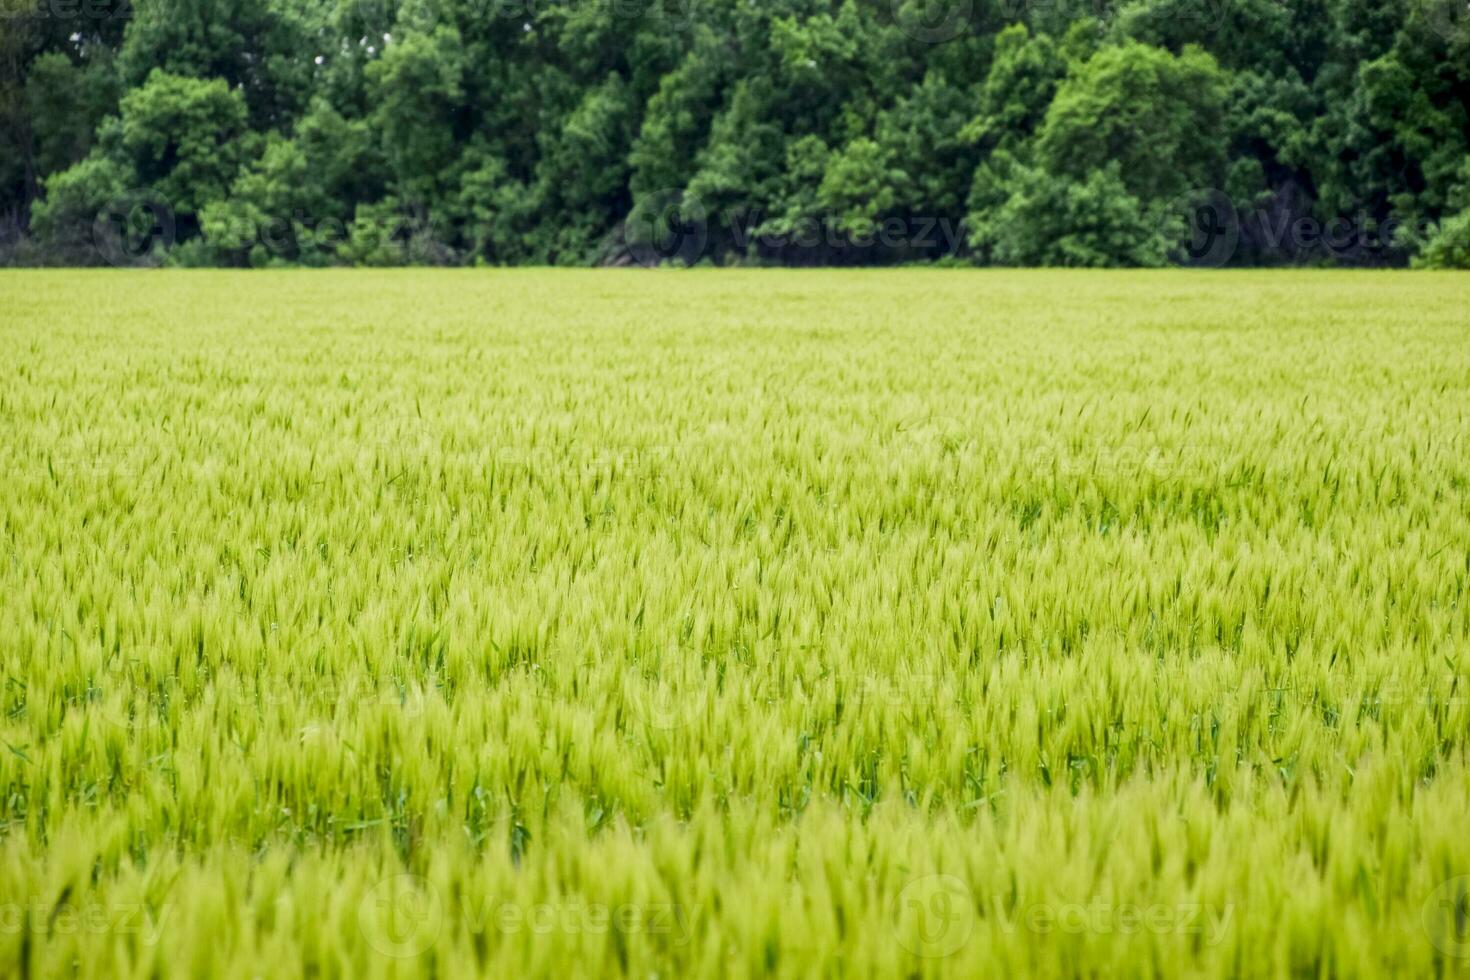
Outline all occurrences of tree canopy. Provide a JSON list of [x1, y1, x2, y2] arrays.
[[3, 0, 1468, 267]]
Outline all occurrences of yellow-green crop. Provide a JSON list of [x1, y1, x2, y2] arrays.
[[1, 270, 1468, 977]]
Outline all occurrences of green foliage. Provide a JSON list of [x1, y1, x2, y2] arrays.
[[116, 0, 323, 127], [115, 70, 250, 213], [28, 155, 130, 257], [965, 40, 1230, 265], [24, 51, 122, 181], [976, 161, 1171, 266], [1415, 163, 1470, 267], [34, 67, 249, 243], [2, 270, 1469, 974], [1414, 208, 1470, 267], [628, 30, 731, 199], [963, 25, 1065, 152], [1036, 42, 1228, 205], [874, 71, 973, 217], [817, 138, 901, 237], [367, 25, 466, 201], [4, 0, 1470, 266]]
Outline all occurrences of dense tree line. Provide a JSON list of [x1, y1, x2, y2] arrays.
[[2, 0, 1468, 267]]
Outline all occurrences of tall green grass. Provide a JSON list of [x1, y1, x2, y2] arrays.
[[1, 270, 1468, 977]]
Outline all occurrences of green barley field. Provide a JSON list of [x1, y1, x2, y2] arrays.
[[2, 270, 1469, 978]]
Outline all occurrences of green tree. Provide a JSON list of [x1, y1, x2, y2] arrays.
[[366, 25, 465, 203], [32, 69, 248, 255], [983, 162, 1171, 266], [1036, 41, 1229, 205]]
